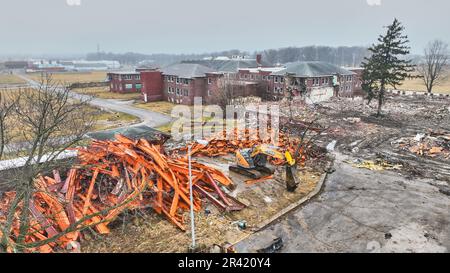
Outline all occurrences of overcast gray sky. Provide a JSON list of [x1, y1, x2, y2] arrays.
[[0, 0, 449, 55]]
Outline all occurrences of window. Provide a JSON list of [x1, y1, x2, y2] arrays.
[[274, 77, 279, 83], [183, 89, 189, 96], [135, 75, 141, 80], [280, 77, 284, 83], [208, 78, 212, 84], [136, 84, 142, 90], [176, 88, 180, 96], [208, 90, 212, 96], [125, 84, 133, 90], [176, 78, 180, 84]]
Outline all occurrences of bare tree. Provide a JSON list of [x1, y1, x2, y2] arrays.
[[0, 90, 19, 160], [418, 40, 449, 93], [215, 77, 244, 110], [0, 75, 95, 252]]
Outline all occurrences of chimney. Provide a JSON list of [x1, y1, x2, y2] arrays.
[[256, 54, 262, 66]]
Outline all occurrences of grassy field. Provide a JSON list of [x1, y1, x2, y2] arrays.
[[397, 71, 450, 94], [27, 71, 107, 84], [89, 107, 139, 131], [133, 101, 211, 116], [0, 74, 27, 85], [72, 86, 142, 100], [134, 101, 179, 116]]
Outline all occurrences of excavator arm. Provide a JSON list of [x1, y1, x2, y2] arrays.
[[250, 145, 296, 166], [231, 144, 299, 192]]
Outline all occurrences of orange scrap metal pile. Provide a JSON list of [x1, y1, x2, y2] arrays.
[[177, 129, 318, 165], [0, 135, 244, 253]]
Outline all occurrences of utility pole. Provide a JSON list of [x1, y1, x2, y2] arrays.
[[188, 145, 196, 251]]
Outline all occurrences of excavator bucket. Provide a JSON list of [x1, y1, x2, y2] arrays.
[[286, 165, 298, 192]]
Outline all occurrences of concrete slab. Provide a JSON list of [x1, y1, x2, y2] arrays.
[[236, 152, 450, 253]]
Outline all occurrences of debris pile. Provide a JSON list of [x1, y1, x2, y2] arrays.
[[347, 159, 402, 171], [394, 130, 450, 159], [0, 135, 243, 253], [177, 129, 324, 166]]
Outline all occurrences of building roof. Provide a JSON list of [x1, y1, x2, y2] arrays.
[[160, 63, 215, 78], [87, 125, 170, 142], [181, 59, 273, 73], [273, 61, 355, 77], [108, 71, 140, 75]]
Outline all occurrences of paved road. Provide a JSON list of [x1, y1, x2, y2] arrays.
[[16, 74, 172, 128], [236, 152, 450, 253]]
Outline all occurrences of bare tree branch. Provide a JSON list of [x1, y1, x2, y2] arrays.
[[418, 39, 449, 93]]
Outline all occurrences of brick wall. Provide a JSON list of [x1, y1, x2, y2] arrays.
[[108, 73, 142, 93], [141, 71, 163, 102]]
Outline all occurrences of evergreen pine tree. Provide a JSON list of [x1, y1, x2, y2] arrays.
[[362, 18, 414, 117]]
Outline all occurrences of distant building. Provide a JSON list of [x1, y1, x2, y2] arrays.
[[26, 60, 120, 73], [107, 71, 142, 93], [343, 67, 364, 96], [181, 54, 271, 73], [3, 61, 28, 69], [26, 60, 66, 73], [109, 55, 361, 105], [270, 62, 357, 102], [140, 69, 163, 102]]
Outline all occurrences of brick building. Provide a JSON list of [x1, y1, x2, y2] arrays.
[[269, 62, 357, 102], [344, 67, 364, 96], [107, 71, 142, 93], [140, 70, 163, 102], [109, 57, 362, 105]]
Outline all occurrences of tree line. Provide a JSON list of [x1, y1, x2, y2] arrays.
[[86, 46, 370, 67]]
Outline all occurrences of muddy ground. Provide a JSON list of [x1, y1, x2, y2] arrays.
[[236, 94, 450, 253]]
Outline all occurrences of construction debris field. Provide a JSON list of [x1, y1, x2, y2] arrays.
[[82, 157, 322, 253], [81, 131, 329, 253], [237, 94, 450, 253], [84, 94, 450, 253], [1, 91, 449, 253]]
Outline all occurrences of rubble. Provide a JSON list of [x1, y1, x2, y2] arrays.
[[346, 159, 402, 171], [0, 135, 244, 253], [394, 129, 450, 159], [177, 129, 326, 167]]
